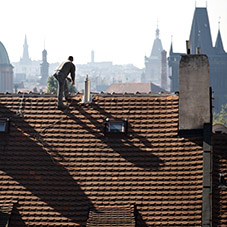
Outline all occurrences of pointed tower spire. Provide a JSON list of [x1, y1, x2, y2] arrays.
[[156, 20, 160, 39], [189, 7, 213, 54], [20, 35, 31, 64], [215, 20, 225, 54], [150, 23, 163, 57], [169, 36, 173, 55]]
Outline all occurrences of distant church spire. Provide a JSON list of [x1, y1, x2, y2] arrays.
[[215, 20, 225, 54], [156, 27, 160, 39], [156, 20, 160, 39], [150, 24, 163, 57], [20, 35, 31, 64]]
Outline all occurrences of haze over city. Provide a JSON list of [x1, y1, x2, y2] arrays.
[[1, 0, 227, 68]]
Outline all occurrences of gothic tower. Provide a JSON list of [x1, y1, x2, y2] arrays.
[[168, 7, 227, 112], [189, 7, 213, 54], [40, 49, 49, 85]]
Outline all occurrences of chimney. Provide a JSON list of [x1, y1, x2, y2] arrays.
[[186, 40, 191, 55], [179, 50, 210, 130], [83, 75, 92, 103]]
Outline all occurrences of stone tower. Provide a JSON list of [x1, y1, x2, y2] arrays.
[[168, 7, 227, 112], [40, 49, 49, 85]]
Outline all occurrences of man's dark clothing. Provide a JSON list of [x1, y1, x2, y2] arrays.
[[53, 60, 76, 107]]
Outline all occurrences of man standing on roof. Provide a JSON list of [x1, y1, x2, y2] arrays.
[[53, 56, 76, 109]]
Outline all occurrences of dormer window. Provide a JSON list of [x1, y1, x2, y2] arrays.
[[109, 121, 124, 132], [0, 118, 10, 134], [105, 118, 128, 136]]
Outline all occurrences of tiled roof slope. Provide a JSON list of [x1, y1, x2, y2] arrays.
[[212, 134, 227, 227], [86, 205, 135, 227], [0, 93, 205, 226]]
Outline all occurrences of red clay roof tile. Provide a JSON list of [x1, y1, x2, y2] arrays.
[[0, 93, 226, 226]]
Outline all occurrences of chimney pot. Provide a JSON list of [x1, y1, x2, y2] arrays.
[[186, 40, 191, 55]]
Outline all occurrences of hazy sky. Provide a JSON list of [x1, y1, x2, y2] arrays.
[[1, 0, 227, 68]]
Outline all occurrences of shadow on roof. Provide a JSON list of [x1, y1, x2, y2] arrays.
[[0, 103, 93, 225], [8, 203, 27, 227], [64, 100, 164, 171]]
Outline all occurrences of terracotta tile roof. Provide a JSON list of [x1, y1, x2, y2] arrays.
[[86, 205, 135, 227], [0, 93, 225, 226]]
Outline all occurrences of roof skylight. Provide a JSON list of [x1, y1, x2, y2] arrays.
[[105, 118, 128, 136], [0, 118, 9, 134]]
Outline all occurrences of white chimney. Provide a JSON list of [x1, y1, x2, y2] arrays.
[[83, 75, 91, 103], [179, 54, 210, 130]]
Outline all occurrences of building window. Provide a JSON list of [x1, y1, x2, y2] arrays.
[[105, 118, 128, 136], [109, 121, 125, 132], [0, 118, 9, 134], [0, 122, 6, 132]]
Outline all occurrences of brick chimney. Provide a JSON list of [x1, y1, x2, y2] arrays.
[[179, 53, 210, 130]]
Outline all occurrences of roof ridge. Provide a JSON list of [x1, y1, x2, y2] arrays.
[[0, 92, 176, 98]]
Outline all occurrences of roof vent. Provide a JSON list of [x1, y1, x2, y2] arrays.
[[82, 75, 92, 103]]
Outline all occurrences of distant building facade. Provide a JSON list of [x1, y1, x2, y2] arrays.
[[0, 41, 13, 93], [76, 50, 143, 92], [168, 7, 227, 112], [144, 26, 168, 90]]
